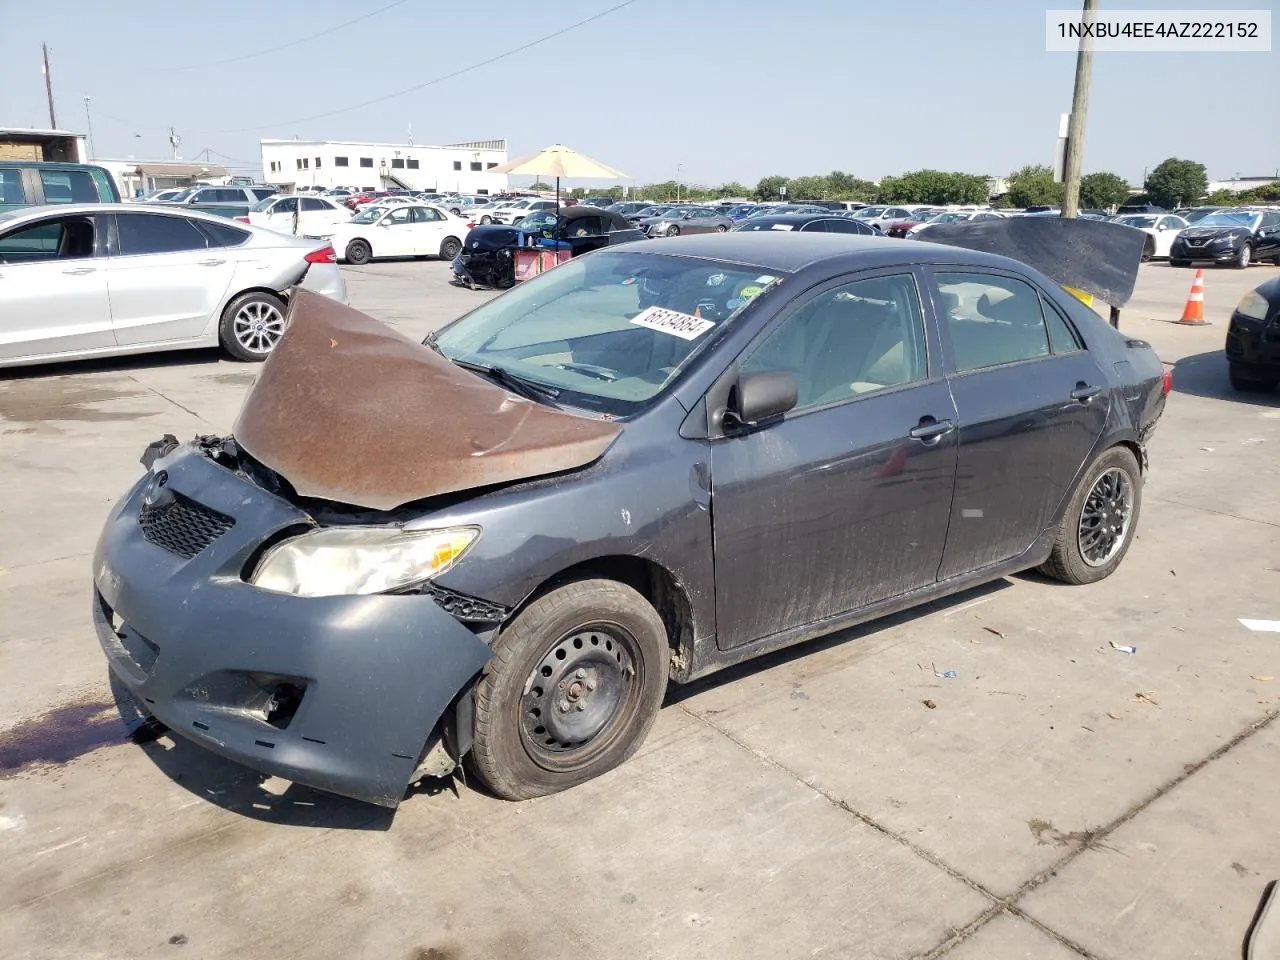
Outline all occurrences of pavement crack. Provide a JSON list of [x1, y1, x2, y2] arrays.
[[1147, 494, 1280, 529], [127, 377, 207, 424]]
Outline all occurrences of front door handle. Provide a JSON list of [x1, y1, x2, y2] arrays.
[[909, 417, 955, 442], [62, 266, 96, 276], [1070, 383, 1103, 403], [197, 258, 226, 267]]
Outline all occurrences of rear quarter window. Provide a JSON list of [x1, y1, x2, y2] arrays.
[[38, 169, 101, 204], [196, 219, 251, 247], [0, 169, 28, 206]]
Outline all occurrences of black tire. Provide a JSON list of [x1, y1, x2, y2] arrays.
[[1229, 364, 1277, 392], [1169, 259, 1189, 267], [1234, 243, 1252, 269], [480, 215, 493, 224], [439, 236, 462, 260], [1039, 446, 1142, 586], [218, 291, 289, 363], [1140, 240, 1153, 262], [345, 239, 371, 265], [666, 225, 680, 237], [469, 579, 669, 801], [717, 224, 728, 232]]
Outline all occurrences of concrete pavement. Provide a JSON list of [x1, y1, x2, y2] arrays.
[[1, 258, 1277, 959]]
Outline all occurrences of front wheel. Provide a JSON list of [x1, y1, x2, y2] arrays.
[[345, 239, 371, 265], [666, 225, 680, 237], [439, 236, 462, 260], [1039, 446, 1142, 585], [469, 579, 669, 801], [1234, 244, 1252, 269], [480, 215, 493, 224], [218, 291, 288, 362]]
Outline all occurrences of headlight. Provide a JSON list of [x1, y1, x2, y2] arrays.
[[1213, 233, 1236, 244], [1236, 290, 1271, 321], [250, 526, 479, 597]]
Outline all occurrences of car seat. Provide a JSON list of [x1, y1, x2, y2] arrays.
[[58, 218, 95, 259]]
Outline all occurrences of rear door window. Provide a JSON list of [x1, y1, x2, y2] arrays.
[[301, 197, 329, 211], [38, 169, 101, 204], [935, 272, 1051, 372], [115, 213, 209, 255]]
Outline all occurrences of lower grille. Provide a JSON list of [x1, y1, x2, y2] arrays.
[[139, 493, 235, 559]]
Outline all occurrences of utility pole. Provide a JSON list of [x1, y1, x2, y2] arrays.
[[42, 43, 57, 128], [1061, 0, 1097, 218], [83, 96, 94, 159]]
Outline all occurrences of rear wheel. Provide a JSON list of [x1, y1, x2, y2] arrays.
[[1141, 239, 1153, 262], [469, 579, 668, 801], [345, 239, 371, 265], [666, 225, 680, 237], [218, 291, 288, 362], [439, 236, 462, 260], [1039, 446, 1142, 585]]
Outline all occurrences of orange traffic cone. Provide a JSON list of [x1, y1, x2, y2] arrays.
[[1176, 268, 1207, 325]]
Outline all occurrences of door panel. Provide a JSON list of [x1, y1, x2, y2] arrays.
[[107, 213, 236, 345], [932, 270, 1109, 579], [373, 209, 417, 256], [710, 271, 956, 648], [0, 215, 113, 359]]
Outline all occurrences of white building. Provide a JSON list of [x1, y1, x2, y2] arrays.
[[1207, 176, 1279, 195], [259, 138, 509, 194]]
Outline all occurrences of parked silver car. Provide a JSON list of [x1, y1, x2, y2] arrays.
[[0, 204, 347, 368], [641, 206, 734, 237]]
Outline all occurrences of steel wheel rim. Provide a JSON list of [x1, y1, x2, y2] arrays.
[[519, 624, 641, 772], [1077, 467, 1133, 567], [349, 242, 368, 263], [232, 301, 285, 354]]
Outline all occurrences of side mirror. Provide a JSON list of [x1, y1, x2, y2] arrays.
[[1156, 223, 1167, 231], [725, 371, 797, 428]]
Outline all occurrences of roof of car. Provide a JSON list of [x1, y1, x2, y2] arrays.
[[742, 213, 851, 225], [622, 232, 1018, 273]]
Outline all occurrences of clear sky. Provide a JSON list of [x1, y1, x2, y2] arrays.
[[2, 0, 1276, 188]]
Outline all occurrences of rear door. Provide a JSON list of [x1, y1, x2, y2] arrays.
[[711, 269, 957, 647], [929, 268, 1109, 579], [106, 212, 237, 346], [300, 197, 349, 235], [0, 213, 114, 360], [1255, 212, 1280, 259], [256, 197, 297, 234], [410, 205, 448, 253]]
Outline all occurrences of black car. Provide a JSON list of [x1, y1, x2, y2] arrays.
[[94, 231, 1167, 808], [450, 206, 643, 288], [732, 213, 879, 235], [1169, 209, 1280, 268], [1225, 275, 1280, 391], [1174, 206, 1223, 224]]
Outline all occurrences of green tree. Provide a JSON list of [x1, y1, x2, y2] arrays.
[[876, 170, 989, 204], [1144, 158, 1208, 209], [528, 181, 552, 192], [1078, 172, 1132, 211], [755, 175, 790, 201], [787, 175, 830, 200], [1006, 164, 1064, 208], [826, 170, 876, 200], [714, 181, 752, 198]]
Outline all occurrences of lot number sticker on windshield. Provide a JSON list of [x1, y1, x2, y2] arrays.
[[630, 306, 715, 340]]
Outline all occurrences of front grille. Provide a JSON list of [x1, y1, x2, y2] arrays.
[[139, 493, 234, 559], [1185, 238, 1208, 247]]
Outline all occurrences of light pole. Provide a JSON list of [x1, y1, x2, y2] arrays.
[[676, 162, 683, 202], [82, 95, 94, 160], [1061, 0, 1097, 218]]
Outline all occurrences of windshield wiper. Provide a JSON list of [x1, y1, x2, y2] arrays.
[[450, 357, 562, 404]]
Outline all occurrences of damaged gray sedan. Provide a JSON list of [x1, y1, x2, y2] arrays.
[[94, 231, 1168, 806]]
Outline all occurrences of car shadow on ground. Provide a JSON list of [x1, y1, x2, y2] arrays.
[[665, 578, 1013, 706], [0, 347, 229, 381], [1172, 350, 1280, 406]]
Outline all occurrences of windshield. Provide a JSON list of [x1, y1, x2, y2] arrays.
[[1196, 212, 1259, 228], [930, 212, 969, 224], [853, 207, 886, 218], [350, 207, 383, 224], [1116, 215, 1156, 228], [503, 199, 532, 210], [169, 188, 196, 202], [433, 251, 783, 415]]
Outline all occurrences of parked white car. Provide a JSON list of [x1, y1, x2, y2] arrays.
[[322, 204, 472, 265], [1109, 213, 1190, 260], [0, 204, 346, 367], [245, 195, 352, 237], [488, 198, 559, 224]]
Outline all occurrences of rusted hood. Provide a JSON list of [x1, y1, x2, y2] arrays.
[[233, 291, 621, 510]]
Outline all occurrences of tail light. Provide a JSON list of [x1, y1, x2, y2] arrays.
[[1161, 369, 1173, 396], [234, 216, 249, 223], [304, 245, 337, 264], [467, 222, 476, 230]]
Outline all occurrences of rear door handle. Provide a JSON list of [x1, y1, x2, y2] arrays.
[[198, 258, 226, 266], [909, 418, 955, 442], [1070, 383, 1103, 402], [62, 266, 96, 276]]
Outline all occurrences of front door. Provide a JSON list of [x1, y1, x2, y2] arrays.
[[930, 269, 1110, 579], [107, 212, 237, 346], [0, 214, 114, 360], [711, 271, 958, 648], [374, 206, 419, 256], [1255, 212, 1280, 259]]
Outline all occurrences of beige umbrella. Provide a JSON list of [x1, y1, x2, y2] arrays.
[[487, 143, 628, 210]]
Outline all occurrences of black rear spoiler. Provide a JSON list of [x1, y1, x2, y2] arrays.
[[918, 216, 1145, 312]]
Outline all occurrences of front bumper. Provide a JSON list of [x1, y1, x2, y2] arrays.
[[93, 446, 493, 807], [1171, 240, 1237, 262], [1226, 313, 1280, 371]]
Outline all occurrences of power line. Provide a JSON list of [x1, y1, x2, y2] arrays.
[[206, 0, 641, 134], [166, 0, 415, 71]]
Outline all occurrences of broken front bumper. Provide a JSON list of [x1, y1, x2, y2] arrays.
[[92, 446, 492, 807]]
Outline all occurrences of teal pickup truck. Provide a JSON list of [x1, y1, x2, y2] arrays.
[[159, 184, 278, 219], [0, 161, 121, 213]]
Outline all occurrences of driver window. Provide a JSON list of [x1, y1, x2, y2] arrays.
[[0, 216, 96, 263], [385, 208, 412, 225], [741, 274, 928, 411]]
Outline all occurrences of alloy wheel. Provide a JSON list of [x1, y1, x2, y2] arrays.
[[1077, 467, 1133, 567], [232, 300, 286, 355]]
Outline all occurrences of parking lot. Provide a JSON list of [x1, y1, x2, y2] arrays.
[[2, 259, 1278, 959]]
